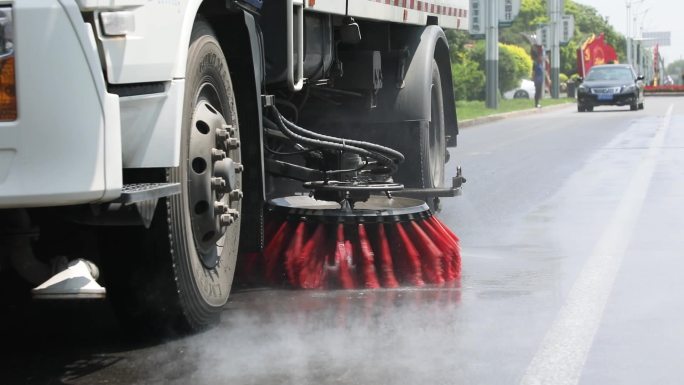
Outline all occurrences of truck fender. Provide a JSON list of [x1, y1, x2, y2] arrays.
[[171, 0, 204, 79], [217, 11, 267, 254], [392, 25, 458, 146]]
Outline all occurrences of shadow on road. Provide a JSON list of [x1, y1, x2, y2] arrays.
[[0, 298, 124, 385], [0, 275, 464, 385]]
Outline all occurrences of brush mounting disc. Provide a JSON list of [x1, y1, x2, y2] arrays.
[[267, 195, 431, 223]]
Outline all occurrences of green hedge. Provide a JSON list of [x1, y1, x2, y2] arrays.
[[452, 57, 486, 101]]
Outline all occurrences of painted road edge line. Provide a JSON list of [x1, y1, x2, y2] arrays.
[[519, 104, 674, 385]]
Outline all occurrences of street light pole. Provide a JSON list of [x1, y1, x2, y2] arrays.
[[626, 1, 631, 65], [625, 0, 646, 66], [632, 7, 648, 71], [549, 0, 561, 98], [485, 0, 499, 109]]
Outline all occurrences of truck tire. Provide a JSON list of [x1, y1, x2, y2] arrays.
[[393, 59, 446, 208], [426, 59, 447, 190], [102, 19, 242, 336]]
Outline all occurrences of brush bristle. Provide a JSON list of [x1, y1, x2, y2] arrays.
[[242, 214, 461, 289]]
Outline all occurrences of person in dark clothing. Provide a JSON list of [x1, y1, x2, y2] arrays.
[[533, 55, 545, 108]]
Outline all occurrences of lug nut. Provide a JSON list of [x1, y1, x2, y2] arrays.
[[214, 201, 229, 214], [229, 189, 243, 201], [219, 214, 234, 226], [227, 138, 240, 149], [226, 209, 240, 219], [211, 177, 226, 190], [216, 128, 230, 141], [212, 149, 226, 161], [235, 163, 244, 173], [223, 124, 236, 137]]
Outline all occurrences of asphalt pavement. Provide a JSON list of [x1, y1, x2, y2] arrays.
[[3, 97, 684, 385]]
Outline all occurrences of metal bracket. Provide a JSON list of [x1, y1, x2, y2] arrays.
[[262, 94, 275, 107], [392, 167, 466, 198], [265, 159, 325, 181], [287, 0, 305, 91]]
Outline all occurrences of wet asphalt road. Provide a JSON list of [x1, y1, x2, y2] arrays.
[[3, 97, 684, 384]]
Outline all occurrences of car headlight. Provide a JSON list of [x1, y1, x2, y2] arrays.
[[622, 84, 637, 93], [578, 85, 588, 93]]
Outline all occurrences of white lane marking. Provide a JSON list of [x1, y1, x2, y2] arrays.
[[519, 104, 674, 385]]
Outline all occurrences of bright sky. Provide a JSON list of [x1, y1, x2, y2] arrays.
[[574, 0, 682, 65]]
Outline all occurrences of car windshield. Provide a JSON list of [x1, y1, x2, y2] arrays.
[[586, 67, 634, 82]]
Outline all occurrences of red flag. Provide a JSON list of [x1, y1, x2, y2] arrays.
[[578, 33, 618, 77]]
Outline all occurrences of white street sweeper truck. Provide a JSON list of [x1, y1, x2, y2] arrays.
[[0, 0, 468, 334]]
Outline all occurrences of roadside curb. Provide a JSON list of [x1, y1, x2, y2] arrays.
[[644, 92, 684, 97], [458, 102, 574, 129]]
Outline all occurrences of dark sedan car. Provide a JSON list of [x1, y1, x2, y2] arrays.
[[576, 64, 645, 112]]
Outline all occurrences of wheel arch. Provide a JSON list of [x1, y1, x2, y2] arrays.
[[433, 34, 458, 148], [393, 25, 458, 147]]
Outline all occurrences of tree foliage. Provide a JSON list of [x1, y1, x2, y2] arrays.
[[505, 43, 533, 81], [452, 58, 486, 101], [666, 60, 684, 81], [497, 0, 626, 75], [448, 30, 486, 100], [447, 0, 627, 100], [469, 41, 531, 93]]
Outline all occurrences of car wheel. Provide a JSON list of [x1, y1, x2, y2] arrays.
[[639, 102, 644, 110], [514, 90, 529, 99]]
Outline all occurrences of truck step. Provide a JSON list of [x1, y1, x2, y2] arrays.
[[115, 183, 181, 204]]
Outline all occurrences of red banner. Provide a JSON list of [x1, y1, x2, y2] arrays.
[[577, 33, 618, 77]]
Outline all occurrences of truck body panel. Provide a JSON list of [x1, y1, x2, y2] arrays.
[[0, 0, 121, 208], [348, 0, 467, 29], [91, 0, 196, 84], [308, 0, 468, 30], [119, 80, 184, 168]]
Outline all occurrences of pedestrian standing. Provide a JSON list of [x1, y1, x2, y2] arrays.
[[533, 54, 545, 108]]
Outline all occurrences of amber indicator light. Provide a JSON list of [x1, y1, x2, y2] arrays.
[[0, 55, 16, 121]]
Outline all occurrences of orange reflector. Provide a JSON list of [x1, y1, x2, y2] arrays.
[[0, 56, 17, 121]]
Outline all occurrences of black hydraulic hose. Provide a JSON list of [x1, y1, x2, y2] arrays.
[[264, 116, 372, 175], [277, 110, 405, 164], [264, 144, 317, 157], [264, 106, 404, 175], [267, 110, 395, 170], [274, 99, 299, 123]]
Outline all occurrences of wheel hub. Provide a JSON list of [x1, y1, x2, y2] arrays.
[[188, 100, 242, 269]]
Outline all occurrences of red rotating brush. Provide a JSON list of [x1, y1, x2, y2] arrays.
[[243, 195, 461, 289]]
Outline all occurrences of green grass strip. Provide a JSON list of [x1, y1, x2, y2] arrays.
[[457, 98, 574, 121]]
